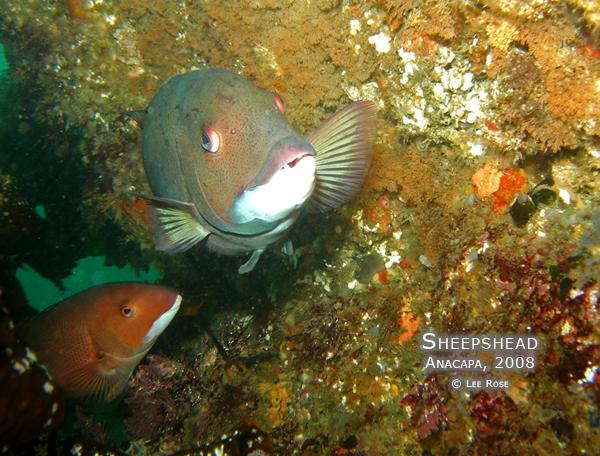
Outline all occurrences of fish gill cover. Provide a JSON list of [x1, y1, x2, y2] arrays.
[[0, 0, 599, 454]]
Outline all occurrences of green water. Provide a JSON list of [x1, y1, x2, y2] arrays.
[[0, 43, 7, 73]]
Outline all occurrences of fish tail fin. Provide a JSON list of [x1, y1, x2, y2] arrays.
[[135, 193, 211, 253], [305, 101, 377, 212]]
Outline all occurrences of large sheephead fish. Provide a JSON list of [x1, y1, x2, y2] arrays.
[[137, 68, 377, 273]]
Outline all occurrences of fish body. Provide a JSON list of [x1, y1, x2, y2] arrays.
[[140, 68, 377, 273], [19, 283, 181, 401]]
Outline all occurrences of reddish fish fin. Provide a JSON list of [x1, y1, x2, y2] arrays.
[[59, 358, 131, 402], [134, 193, 211, 253], [104, 372, 133, 402], [59, 359, 111, 401], [305, 101, 377, 212], [100, 351, 149, 401]]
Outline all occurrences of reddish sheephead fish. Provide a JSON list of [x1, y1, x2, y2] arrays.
[[19, 283, 181, 401], [137, 68, 377, 273]]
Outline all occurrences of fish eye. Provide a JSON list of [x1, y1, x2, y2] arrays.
[[120, 305, 134, 318], [273, 92, 285, 113], [200, 126, 220, 153]]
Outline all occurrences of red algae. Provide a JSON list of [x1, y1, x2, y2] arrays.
[[491, 168, 527, 214], [485, 119, 500, 132], [577, 43, 600, 59], [397, 312, 421, 344], [122, 198, 151, 227], [66, 0, 88, 20]]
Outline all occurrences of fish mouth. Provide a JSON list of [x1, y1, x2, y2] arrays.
[[246, 137, 316, 191], [282, 153, 313, 170], [229, 139, 317, 224], [143, 294, 182, 346]]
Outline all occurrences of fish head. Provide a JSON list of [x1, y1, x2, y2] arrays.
[[90, 283, 181, 357], [178, 69, 317, 228]]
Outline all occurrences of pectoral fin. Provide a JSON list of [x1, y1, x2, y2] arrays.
[[59, 357, 130, 402], [135, 194, 210, 253], [238, 249, 265, 274], [305, 101, 377, 212]]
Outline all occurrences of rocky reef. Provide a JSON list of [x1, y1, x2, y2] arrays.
[[0, 291, 64, 450], [0, 0, 599, 454]]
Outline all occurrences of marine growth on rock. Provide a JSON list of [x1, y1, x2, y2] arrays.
[[0, 0, 598, 454]]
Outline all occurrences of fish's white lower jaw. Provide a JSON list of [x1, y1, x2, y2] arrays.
[[143, 294, 181, 345], [230, 156, 316, 224]]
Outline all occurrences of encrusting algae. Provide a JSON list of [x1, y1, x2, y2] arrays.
[[0, 0, 599, 454]]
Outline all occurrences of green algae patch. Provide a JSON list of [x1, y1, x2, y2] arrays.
[[17, 256, 161, 312], [0, 43, 7, 74]]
